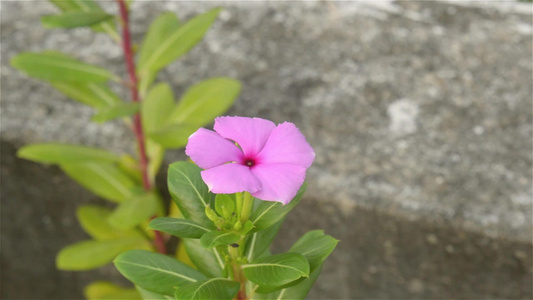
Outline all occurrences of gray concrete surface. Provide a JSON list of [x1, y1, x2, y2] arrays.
[[1, 1, 532, 299]]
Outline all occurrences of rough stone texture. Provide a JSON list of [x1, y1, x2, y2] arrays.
[[1, 1, 532, 299]]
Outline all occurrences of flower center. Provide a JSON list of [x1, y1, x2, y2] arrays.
[[244, 158, 255, 167]]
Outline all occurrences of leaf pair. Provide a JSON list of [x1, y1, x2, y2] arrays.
[[254, 230, 339, 299], [115, 250, 240, 300], [137, 9, 221, 91], [143, 79, 241, 150], [135, 9, 240, 150], [57, 206, 152, 271]]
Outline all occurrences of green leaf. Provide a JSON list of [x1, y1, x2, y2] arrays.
[[289, 230, 338, 272], [200, 230, 240, 248], [114, 250, 207, 296], [61, 162, 137, 203], [148, 123, 199, 149], [182, 239, 224, 278], [84, 281, 141, 300], [49, 0, 119, 40], [108, 192, 160, 230], [255, 231, 338, 297], [168, 162, 214, 226], [148, 217, 210, 239], [215, 194, 235, 219], [17, 143, 118, 164], [254, 266, 323, 300], [138, 12, 180, 74], [249, 184, 306, 232], [170, 78, 241, 127], [137, 13, 180, 97], [244, 219, 283, 262], [138, 8, 221, 73], [51, 82, 121, 108], [136, 286, 173, 300], [142, 83, 175, 133], [11, 52, 115, 83], [56, 238, 150, 270], [174, 278, 240, 300], [42, 11, 113, 29], [77, 205, 141, 240], [92, 102, 140, 123], [242, 253, 310, 287]]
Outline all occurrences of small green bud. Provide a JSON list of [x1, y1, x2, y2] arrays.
[[233, 220, 242, 231]]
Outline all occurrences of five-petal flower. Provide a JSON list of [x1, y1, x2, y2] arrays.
[[185, 116, 315, 204]]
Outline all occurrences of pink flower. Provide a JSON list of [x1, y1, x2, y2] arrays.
[[185, 116, 315, 205]]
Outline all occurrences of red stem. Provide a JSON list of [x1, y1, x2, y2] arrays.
[[116, 0, 166, 254]]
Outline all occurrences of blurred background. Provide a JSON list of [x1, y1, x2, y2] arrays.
[[1, 1, 532, 299]]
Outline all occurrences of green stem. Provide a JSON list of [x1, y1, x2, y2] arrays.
[[241, 192, 253, 223], [116, 0, 166, 254], [235, 192, 243, 216]]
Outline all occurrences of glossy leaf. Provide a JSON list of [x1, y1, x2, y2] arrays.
[[56, 238, 150, 270], [92, 102, 140, 123], [61, 162, 137, 203], [289, 230, 339, 272], [142, 83, 175, 133], [249, 184, 306, 232], [244, 219, 283, 262], [200, 230, 240, 248], [242, 253, 310, 287], [138, 8, 221, 73], [148, 217, 210, 239], [11, 52, 115, 83], [108, 192, 160, 230], [138, 12, 180, 73], [168, 162, 214, 226], [114, 250, 207, 296], [17, 143, 118, 164], [148, 123, 199, 149], [254, 266, 323, 300], [174, 278, 240, 300], [51, 82, 121, 108], [42, 11, 113, 29], [84, 281, 141, 300], [255, 231, 338, 297], [170, 78, 241, 127], [77, 205, 140, 240], [183, 239, 224, 278]]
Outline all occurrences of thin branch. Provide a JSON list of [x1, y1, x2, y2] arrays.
[[116, 0, 166, 254]]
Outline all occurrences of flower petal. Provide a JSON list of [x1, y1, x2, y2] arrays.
[[250, 163, 306, 204], [214, 116, 276, 158], [185, 128, 243, 169], [201, 163, 262, 194], [256, 122, 315, 168]]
